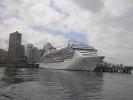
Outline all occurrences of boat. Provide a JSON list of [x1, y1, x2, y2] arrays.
[[39, 41, 104, 71]]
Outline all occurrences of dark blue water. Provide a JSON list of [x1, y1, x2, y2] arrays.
[[0, 67, 133, 100]]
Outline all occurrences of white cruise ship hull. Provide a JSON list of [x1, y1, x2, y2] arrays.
[[39, 56, 104, 71]]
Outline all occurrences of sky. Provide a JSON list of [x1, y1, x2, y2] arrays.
[[0, 0, 133, 65]]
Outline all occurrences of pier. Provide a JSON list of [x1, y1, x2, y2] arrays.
[[14, 64, 39, 68], [95, 65, 133, 74], [0, 64, 39, 68]]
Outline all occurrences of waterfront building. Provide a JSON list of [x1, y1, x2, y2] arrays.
[[39, 49, 44, 57], [8, 31, 22, 64], [20, 45, 25, 58], [26, 44, 41, 64], [8, 31, 26, 64], [15, 44, 28, 65], [0, 49, 7, 64], [43, 43, 52, 54], [26, 44, 33, 64], [32, 47, 41, 63], [43, 43, 56, 54]]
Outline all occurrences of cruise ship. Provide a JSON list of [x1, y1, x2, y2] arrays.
[[39, 41, 104, 71]]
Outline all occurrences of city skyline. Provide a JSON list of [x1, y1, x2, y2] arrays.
[[0, 0, 133, 65]]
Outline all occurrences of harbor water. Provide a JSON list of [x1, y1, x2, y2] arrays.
[[0, 67, 133, 100]]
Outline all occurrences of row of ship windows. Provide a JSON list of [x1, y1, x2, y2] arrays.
[[79, 52, 97, 54], [81, 53, 98, 56]]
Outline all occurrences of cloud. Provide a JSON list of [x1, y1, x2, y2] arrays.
[[0, 0, 133, 65], [72, 0, 104, 12]]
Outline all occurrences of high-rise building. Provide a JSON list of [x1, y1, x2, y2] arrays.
[[32, 47, 40, 63], [8, 31, 22, 64], [26, 44, 41, 64], [39, 49, 44, 57], [20, 45, 25, 58], [26, 44, 33, 64], [43, 43, 56, 54], [0, 49, 7, 64]]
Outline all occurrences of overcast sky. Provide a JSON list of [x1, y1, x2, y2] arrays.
[[0, 0, 133, 65]]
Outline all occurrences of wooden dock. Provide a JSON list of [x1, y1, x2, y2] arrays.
[[0, 64, 39, 68], [14, 64, 39, 68], [95, 66, 132, 74]]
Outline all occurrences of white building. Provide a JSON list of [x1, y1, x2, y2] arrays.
[[26, 44, 33, 64], [43, 43, 56, 54], [26, 44, 41, 64]]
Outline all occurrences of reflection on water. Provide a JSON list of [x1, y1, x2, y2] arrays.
[[0, 68, 104, 100], [39, 70, 103, 100], [0, 67, 133, 100], [0, 67, 39, 87]]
